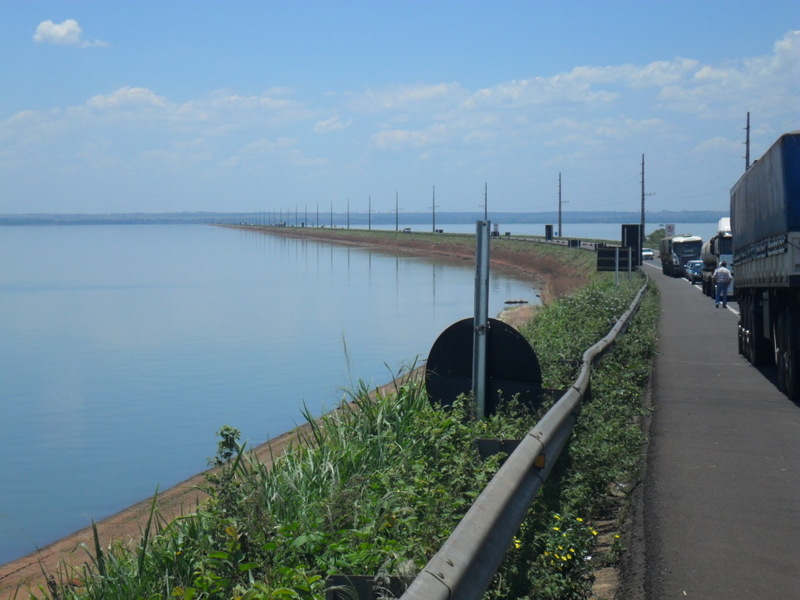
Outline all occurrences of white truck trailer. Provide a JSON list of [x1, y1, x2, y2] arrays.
[[700, 217, 734, 299]]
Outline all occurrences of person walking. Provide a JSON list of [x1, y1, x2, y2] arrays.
[[713, 261, 733, 308]]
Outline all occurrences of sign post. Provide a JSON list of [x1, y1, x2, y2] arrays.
[[473, 221, 490, 418]]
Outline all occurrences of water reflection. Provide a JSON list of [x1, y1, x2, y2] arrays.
[[239, 228, 542, 319]]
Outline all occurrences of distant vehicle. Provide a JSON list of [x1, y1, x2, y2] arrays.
[[684, 260, 704, 284], [732, 131, 800, 400], [700, 217, 734, 298], [642, 247, 655, 260], [659, 234, 703, 276]]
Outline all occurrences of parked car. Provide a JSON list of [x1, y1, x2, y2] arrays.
[[684, 259, 704, 284], [642, 247, 655, 260]]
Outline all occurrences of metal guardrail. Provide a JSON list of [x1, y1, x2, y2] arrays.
[[400, 272, 650, 600]]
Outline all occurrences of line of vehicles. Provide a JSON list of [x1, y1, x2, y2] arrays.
[[649, 131, 799, 401], [655, 220, 735, 295]]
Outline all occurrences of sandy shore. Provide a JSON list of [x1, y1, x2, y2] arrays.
[[0, 227, 584, 598]]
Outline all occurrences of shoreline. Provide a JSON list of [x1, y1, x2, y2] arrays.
[[0, 227, 583, 597]]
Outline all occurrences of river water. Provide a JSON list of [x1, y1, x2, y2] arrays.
[[0, 224, 541, 565]]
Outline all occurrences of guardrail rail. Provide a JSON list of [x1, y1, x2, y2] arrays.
[[399, 272, 650, 600]]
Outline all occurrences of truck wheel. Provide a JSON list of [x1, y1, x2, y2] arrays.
[[784, 310, 800, 402], [738, 320, 745, 355], [739, 293, 751, 358], [749, 295, 771, 366], [775, 312, 787, 393]]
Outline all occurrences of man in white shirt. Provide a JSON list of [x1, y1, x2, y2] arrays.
[[713, 261, 733, 308]]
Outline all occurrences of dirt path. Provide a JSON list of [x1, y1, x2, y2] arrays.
[[0, 227, 584, 598]]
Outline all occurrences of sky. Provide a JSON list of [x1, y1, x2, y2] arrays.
[[1, 1, 798, 216]]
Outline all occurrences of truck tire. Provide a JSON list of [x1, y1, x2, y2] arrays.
[[784, 309, 800, 402], [738, 319, 745, 355], [740, 293, 751, 358], [743, 291, 771, 366], [751, 306, 771, 367], [775, 312, 787, 393]]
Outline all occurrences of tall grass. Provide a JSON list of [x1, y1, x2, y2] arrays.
[[29, 277, 657, 600]]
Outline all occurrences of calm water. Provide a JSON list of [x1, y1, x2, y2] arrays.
[[0, 224, 541, 564]]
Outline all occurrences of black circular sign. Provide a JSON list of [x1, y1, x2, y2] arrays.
[[425, 317, 543, 416]]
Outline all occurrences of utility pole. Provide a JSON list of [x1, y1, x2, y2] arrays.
[[641, 156, 645, 251], [484, 183, 488, 221], [558, 173, 563, 237], [432, 185, 437, 233], [368, 195, 372, 230], [744, 111, 751, 171], [640, 155, 654, 252]]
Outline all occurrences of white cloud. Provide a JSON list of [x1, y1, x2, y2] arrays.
[[314, 115, 351, 133], [33, 19, 108, 48], [654, 30, 799, 119], [4, 29, 799, 213], [224, 137, 327, 170], [372, 129, 431, 149], [86, 87, 168, 110], [353, 82, 464, 111], [627, 58, 700, 88]]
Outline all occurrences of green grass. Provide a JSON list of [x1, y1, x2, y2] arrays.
[[24, 255, 658, 600]]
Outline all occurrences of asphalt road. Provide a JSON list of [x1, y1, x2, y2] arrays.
[[626, 262, 800, 599]]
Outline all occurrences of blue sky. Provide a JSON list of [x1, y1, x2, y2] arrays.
[[1, 1, 798, 215]]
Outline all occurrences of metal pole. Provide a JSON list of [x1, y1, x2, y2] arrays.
[[640, 155, 645, 255], [628, 246, 632, 279], [432, 185, 436, 233], [745, 111, 751, 170], [473, 221, 490, 418], [558, 173, 562, 237]]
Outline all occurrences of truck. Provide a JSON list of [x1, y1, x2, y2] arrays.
[[732, 131, 800, 401], [659, 234, 703, 276], [700, 217, 734, 298]]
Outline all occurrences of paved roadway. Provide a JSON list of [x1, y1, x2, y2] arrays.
[[628, 262, 800, 599]]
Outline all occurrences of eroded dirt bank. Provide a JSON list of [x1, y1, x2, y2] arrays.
[[0, 226, 585, 598]]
